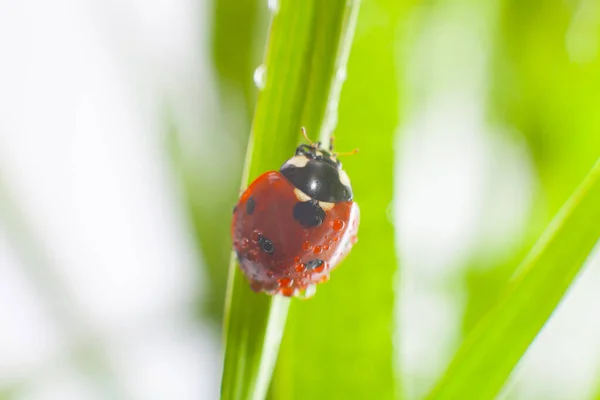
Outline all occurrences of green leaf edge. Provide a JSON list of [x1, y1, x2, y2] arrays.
[[427, 158, 600, 400]]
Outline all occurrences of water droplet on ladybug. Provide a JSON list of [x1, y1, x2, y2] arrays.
[[313, 245, 323, 255], [278, 278, 293, 288], [323, 244, 330, 251], [302, 241, 312, 251], [251, 230, 262, 243], [280, 287, 295, 297], [294, 256, 301, 263], [241, 238, 249, 248], [313, 262, 326, 273], [333, 220, 345, 232], [295, 264, 306, 273], [305, 259, 324, 272], [332, 236, 340, 242]]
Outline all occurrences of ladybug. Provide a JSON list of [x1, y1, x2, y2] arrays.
[[231, 129, 359, 298]]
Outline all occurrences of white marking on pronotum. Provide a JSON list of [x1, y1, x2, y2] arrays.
[[338, 169, 351, 188], [319, 201, 335, 211], [284, 155, 309, 168], [294, 188, 312, 202]]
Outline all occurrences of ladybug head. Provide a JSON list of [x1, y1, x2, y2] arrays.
[[279, 143, 353, 203]]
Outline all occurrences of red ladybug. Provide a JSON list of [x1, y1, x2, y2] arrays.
[[231, 130, 359, 297]]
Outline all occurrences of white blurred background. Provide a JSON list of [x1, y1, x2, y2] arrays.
[[0, 1, 221, 398]]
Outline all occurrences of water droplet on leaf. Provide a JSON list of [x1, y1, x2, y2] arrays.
[[253, 65, 267, 89]]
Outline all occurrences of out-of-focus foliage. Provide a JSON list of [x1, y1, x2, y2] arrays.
[[171, 0, 264, 322], [463, 0, 600, 357], [211, 0, 262, 111], [491, 0, 600, 211], [453, 0, 600, 397], [429, 160, 600, 399]]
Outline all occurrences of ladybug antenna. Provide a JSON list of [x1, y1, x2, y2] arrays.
[[330, 135, 358, 157], [301, 127, 321, 149], [334, 148, 359, 157]]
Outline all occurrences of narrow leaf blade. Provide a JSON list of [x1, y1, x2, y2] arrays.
[[428, 159, 600, 400]]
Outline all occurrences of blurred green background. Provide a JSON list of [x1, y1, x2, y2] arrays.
[[0, 0, 599, 399]]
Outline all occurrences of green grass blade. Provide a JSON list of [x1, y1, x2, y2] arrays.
[[271, 1, 405, 398], [220, 2, 362, 399], [427, 159, 600, 400], [464, 0, 600, 365]]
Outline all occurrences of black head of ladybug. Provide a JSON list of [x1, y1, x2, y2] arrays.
[[279, 143, 353, 203]]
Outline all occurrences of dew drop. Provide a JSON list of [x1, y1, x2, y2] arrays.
[[302, 240, 312, 251], [313, 245, 323, 255], [293, 256, 301, 263], [295, 263, 306, 273], [278, 277, 293, 287], [241, 238, 249, 248], [332, 236, 340, 242], [333, 220, 345, 232], [313, 262, 326, 273], [303, 284, 317, 299], [267, 0, 279, 14], [323, 244, 330, 251], [320, 274, 330, 283], [253, 65, 267, 90], [251, 230, 262, 243], [280, 287, 295, 297]]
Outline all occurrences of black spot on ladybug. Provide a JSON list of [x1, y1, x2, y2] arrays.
[[293, 200, 325, 228], [305, 259, 324, 270], [259, 235, 275, 254], [246, 197, 256, 215]]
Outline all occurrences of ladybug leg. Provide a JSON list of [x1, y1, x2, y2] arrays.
[[329, 135, 335, 152]]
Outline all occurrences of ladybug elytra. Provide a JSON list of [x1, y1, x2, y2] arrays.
[[231, 130, 359, 298]]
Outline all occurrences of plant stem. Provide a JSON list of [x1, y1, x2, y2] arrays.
[[220, 1, 361, 399]]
